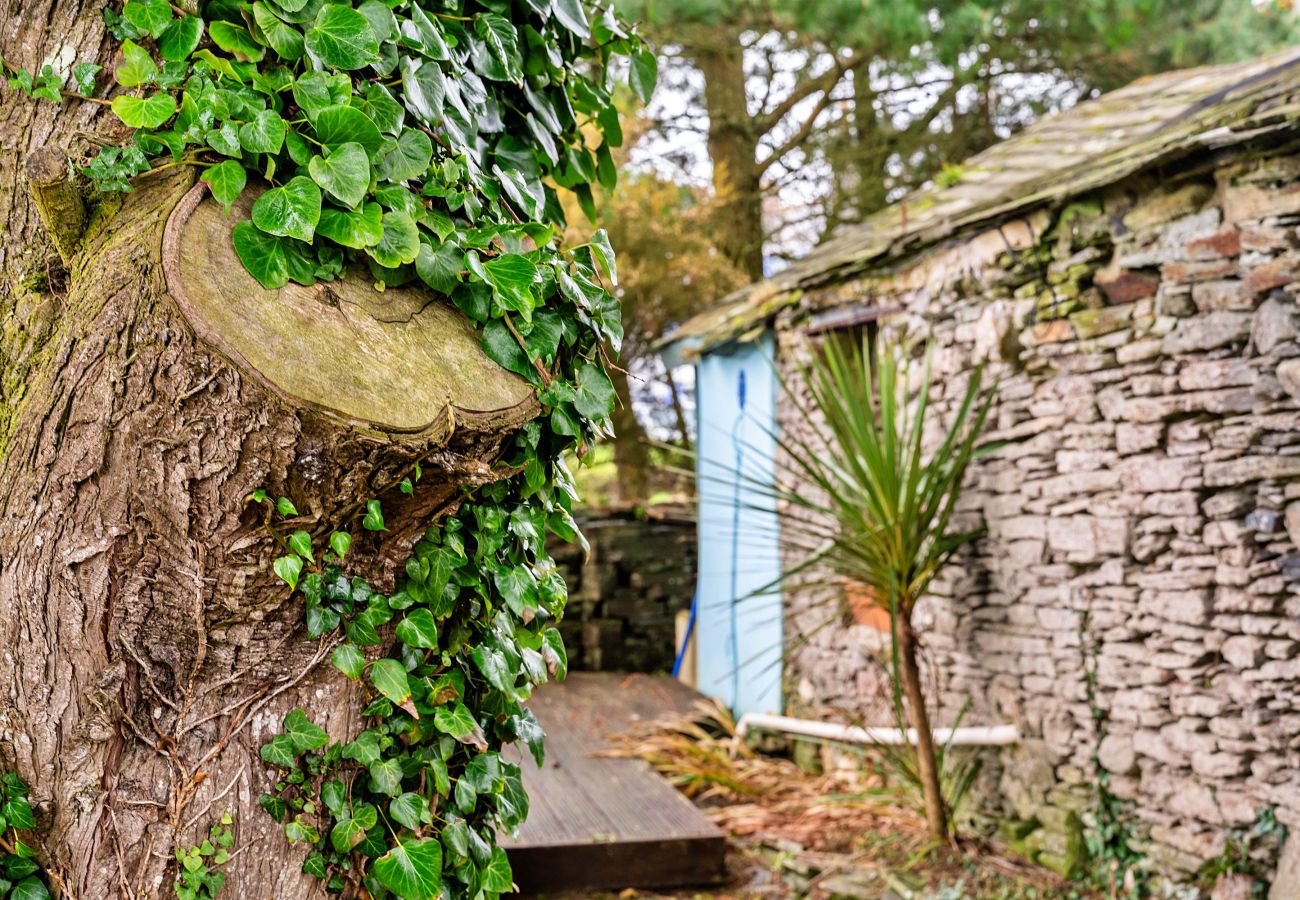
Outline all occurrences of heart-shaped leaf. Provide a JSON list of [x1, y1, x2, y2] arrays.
[[115, 39, 157, 86], [395, 608, 438, 650], [251, 176, 321, 242], [416, 240, 462, 294], [312, 104, 384, 157], [202, 159, 246, 212], [158, 16, 204, 61], [239, 108, 286, 154], [317, 202, 384, 248], [368, 210, 420, 267], [305, 4, 379, 70], [252, 3, 305, 61], [308, 142, 371, 208], [283, 708, 329, 752], [111, 93, 176, 129], [389, 792, 431, 830], [331, 642, 366, 680], [369, 658, 411, 706], [373, 838, 443, 900], [210, 21, 265, 62], [376, 128, 432, 182]]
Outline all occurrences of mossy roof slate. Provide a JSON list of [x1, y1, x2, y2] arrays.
[[663, 47, 1300, 359]]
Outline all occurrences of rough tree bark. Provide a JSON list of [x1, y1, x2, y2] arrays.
[[0, 5, 535, 896], [690, 26, 765, 282]]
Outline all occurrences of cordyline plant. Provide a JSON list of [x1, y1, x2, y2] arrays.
[[767, 333, 995, 843]]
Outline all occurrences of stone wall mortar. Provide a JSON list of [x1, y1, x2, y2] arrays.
[[776, 157, 1300, 879]]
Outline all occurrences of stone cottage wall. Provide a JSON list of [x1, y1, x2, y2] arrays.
[[550, 507, 696, 672], [778, 150, 1300, 880]]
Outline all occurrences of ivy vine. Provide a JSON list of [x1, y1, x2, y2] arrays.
[[3, 0, 652, 896], [0, 773, 48, 900]]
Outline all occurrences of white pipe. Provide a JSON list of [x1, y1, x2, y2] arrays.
[[734, 712, 1019, 747]]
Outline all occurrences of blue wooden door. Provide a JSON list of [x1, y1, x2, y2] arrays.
[[693, 335, 782, 717]]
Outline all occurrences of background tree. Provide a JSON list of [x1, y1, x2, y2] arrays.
[[565, 119, 747, 502], [620, 0, 1300, 270]]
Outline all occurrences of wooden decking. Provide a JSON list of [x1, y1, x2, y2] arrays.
[[502, 673, 727, 894]]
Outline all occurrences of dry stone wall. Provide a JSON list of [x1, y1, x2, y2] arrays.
[[778, 149, 1300, 882], [550, 507, 696, 672]]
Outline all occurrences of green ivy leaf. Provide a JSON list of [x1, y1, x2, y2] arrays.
[[293, 72, 351, 123], [368, 758, 404, 796], [369, 658, 411, 706], [111, 93, 176, 129], [362, 499, 385, 531], [552, 0, 591, 38], [252, 3, 305, 61], [233, 221, 290, 289], [239, 108, 286, 154], [201, 160, 247, 213], [307, 142, 371, 208], [123, 0, 172, 37], [287, 530, 314, 562], [210, 21, 265, 63], [251, 176, 322, 243], [395, 608, 438, 650], [312, 103, 384, 157], [10, 877, 51, 900], [629, 45, 658, 104], [259, 733, 297, 768], [482, 253, 537, 318], [283, 708, 330, 752], [542, 627, 568, 680], [573, 361, 616, 419], [116, 39, 158, 86], [317, 202, 384, 249], [389, 792, 431, 830], [331, 642, 366, 680], [474, 13, 523, 84], [305, 4, 380, 70], [157, 15, 203, 61], [3, 798, 34, 830], [368, 210, 420, 267], [415, 241, 462, 294], [376, 128, 432, 183], [373, 838, 443, 900], [482, 847, 514, 893], [433, 702, 477, 740], [329, 531, 352, 559], [330, 816, 368, 853], [588, 229, 618, 286], [273, 554, 303, 589]]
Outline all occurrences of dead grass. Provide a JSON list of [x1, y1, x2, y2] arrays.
[[582, 699, 1100, 900]]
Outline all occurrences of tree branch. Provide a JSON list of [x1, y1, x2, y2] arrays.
[[757, 50, 867, 136]]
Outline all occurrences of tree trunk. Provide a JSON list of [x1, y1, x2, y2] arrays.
[[691, 27, 766, 282], [609, 367, 651, 505], [894, 611, 950, 843], [0, 8, 534, 896]]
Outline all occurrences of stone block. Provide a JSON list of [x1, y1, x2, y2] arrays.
[[1252, 294, 1298, 353], [1161, 311, 1252, 354], [1046, 515, 1128, 561], [1193, 280, 1254, 311], [1222, 635, 1267, 669]]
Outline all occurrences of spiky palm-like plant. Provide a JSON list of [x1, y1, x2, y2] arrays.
[[771, 333, 995, 842]]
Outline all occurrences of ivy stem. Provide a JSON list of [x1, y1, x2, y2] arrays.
[[61, 90, 112, 107], [502, 313, 552, 386]]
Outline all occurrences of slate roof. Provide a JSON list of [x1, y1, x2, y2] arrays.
[[662, 47, 1300, 359]]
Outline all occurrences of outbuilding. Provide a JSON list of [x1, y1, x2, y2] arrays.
[[663, 47, 1300, 880]]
